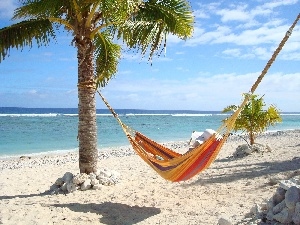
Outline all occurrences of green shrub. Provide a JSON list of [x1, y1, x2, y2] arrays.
[[222, 94, 282, 145]]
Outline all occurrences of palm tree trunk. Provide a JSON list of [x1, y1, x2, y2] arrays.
[[249, 132, 255, 145], [77, 37, 98, 174]]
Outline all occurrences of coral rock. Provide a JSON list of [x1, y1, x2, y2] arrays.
[[67, 182, 77, 193], [280, 179, 300, 190], [292, 202, 300, 224], [273, 187, 286, 205], [89, 173, 97, 180], [250, 204, 261, 217], [54, 177, 64, 186], [285, 186, 300, 209], [266, 210, 274, 221], [218, 217, 232, 225], [101, 170, 112, 178], [92, 184, 102, 190], [80, 179, 91, 191], [99, 177, 110, 186], [60, 182, 68, 192], [90, 179, 99, 186], [73, 173, 89, 185], [62, 172, 73, 183], [50, 188, 60, 195], [266, 197, 275, 211], [50, 169, 120, 194], [111, 171, 121, 179], [273, 200, 286, 214], [273, 207, 293, 224]]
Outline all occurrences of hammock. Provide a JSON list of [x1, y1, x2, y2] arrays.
[[97, 13, 300, 182]]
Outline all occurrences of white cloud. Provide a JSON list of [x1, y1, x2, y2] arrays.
[[184, 0, 300, 61], [261, 0, 299, 9], [252, 47, 270, 59], [165, 33, 186, 44], [216, 4, 250, 22], [222, 48, 241, 57], [28, 89, 38, 94], [186, 25, 231, 46], [196, 19, 289, 46], [193, 9, 210, 19], [281, 52, 300, 60], [196, 2, 222, 12], [215, 0, 298, 24], [101, 71, 300, 111], [176, 67, 189, 72]]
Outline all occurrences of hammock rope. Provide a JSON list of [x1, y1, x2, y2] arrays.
[[97, 13, 299, 182]]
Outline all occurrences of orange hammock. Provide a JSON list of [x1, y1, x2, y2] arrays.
[[98, 13, 299, 182]]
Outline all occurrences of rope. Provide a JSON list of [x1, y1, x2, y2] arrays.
[[250, 13, 300, 94], [77, 80, 96, 90], [97, 90, 132, 135]]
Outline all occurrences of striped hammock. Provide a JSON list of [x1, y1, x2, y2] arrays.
[[97, 13, 299, 182]]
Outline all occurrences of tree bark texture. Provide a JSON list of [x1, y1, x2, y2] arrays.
[[77, 36, 98, 174]]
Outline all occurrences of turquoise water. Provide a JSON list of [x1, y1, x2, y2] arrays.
[[0, 108, 299, 157]]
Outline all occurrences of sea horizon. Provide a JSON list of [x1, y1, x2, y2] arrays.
[[1, 107, 300, 114]]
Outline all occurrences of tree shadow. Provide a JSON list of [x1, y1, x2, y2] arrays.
[[51, 202, 161, 225], [0, 191, 50, 200], [188, 157, 300, 186]]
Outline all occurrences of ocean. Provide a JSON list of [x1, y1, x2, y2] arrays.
[[0, 107, 299, 158]]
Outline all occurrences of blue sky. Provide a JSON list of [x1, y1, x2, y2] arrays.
[[0, 0, 299, 111]]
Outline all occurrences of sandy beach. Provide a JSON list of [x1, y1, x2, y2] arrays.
[[0, 129, 299, 225]]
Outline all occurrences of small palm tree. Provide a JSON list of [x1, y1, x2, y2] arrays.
[[222, 93, 282, 145], [0, 0, 194, 173]]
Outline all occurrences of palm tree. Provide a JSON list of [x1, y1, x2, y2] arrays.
[[222, 94, 282, 145], [0, 0, 194, 174]]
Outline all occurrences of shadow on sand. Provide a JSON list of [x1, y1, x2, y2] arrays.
[[0, 191, 50, 200], [51, 202, 161, 225], [188, 157, 300, 187]]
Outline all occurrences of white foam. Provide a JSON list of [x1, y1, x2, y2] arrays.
[[0, 113, 59, 117], [125, 113, 171, 116], [172, 114, 213, 117]]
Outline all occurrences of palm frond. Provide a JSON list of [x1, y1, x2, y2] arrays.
[[137, 0, 194, 38], [94, 32, 121, 87], [99, 0, 140, 24], [117, 0, 194, 59], [13, 0, 73, 19], [0, 19, 55, 62]]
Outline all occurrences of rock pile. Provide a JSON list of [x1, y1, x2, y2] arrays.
[[50, 168, 120, 194], [233, 143, 272, 158], [249, 176, 300, 224]]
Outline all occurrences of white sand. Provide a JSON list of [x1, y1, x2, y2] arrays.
[[0, 130, 299, 225]]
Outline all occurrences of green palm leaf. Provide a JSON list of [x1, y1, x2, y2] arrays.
[[117, 0, 194, 59], [0, 19, 55, 62], [99, 0, 140, 24], [94, 32, 121, 87], [13, 0, 73, 19]]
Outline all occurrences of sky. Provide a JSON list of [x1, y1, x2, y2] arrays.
[[0, 0, 299, 112]]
